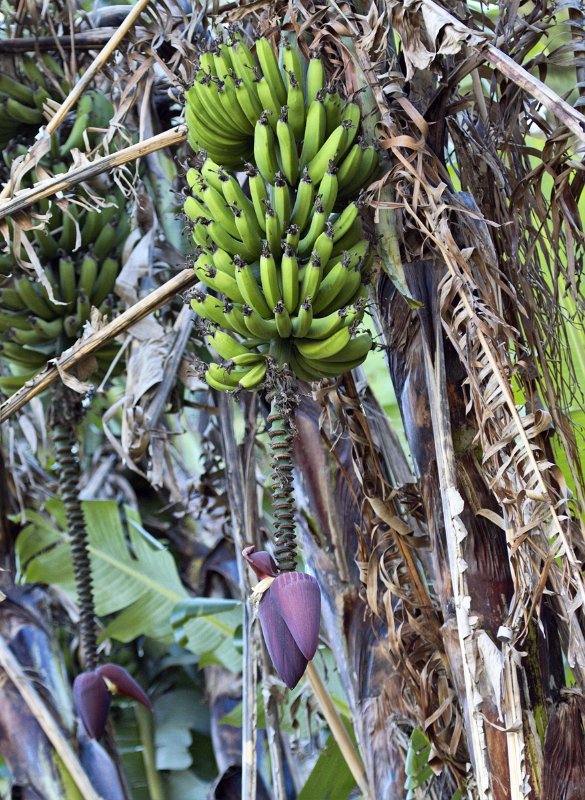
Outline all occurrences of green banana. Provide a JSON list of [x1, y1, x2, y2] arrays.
[[191, 291, 231, 329], [91, 257, 120, 306], [303, 307, 348, 339], [235, 258, 272, 319], [317, 331, 373, 363], [254, 112, 279, 184], [276, 107, 299, 185], [60, 111, 90, 154], [281, 243, 299, 314], [208, 329, 252, 361], [299, 251, 323, 309], [311, 258, 348, 314], [295, 326, 351, 360], [242, 306, 278, 338], [0, 74, 36, 105], [285, 71, 305, 140], [306, 54, 325, 102], [292, 297, 313, 337], [290, 168, 314, 232], [317, 166, 339, 215], [247, 165, 269, 231], [272, 174, 291, 231], [238, 360, 267, 389], [259, 242, 282, 310], [194, 254, 245, 303], [5, 97, 43, 125], [255, 38, 286, 107], [285, 224, 300, 250], [298, 196, 327, 257], [274, 301, 292, 338], [264, 203, 282, 257], [223, 302, 250, 336], [299, 94, 326, 169], [307, 120, 350, 183], [78, 254, 98, 300], [14, 278, 55, 321], [211, 247, 236, 278], [331, 200, 361, 242]]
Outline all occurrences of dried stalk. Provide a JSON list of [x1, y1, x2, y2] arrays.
[[0, 268, 196, 422], [419, 0, 585, 143], [0, 635, 103, 800], [0, 0, 154, 199], [0, 29, 126, 52], [0, 126, 188, 220], [305, 662, 371, 800], [216, 391, 258, 800]]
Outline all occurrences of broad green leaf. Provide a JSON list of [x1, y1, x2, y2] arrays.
[[16, 500, 187, 642], [171, 598, 243, 672], [297, 734, 356, 800], [405, 728, 433, 798]]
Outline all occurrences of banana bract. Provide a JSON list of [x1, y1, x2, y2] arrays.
[[184, 35, 380, 389]]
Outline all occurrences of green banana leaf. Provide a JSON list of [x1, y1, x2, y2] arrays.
[[16, 500, 242, 665]]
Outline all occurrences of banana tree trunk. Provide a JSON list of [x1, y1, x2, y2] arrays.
[[379, 260, 564, 797]]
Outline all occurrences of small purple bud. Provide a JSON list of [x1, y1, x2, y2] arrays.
[[97, 663, 153, 711], [242, 546, 278, 579], [73, 671, 111, 740]]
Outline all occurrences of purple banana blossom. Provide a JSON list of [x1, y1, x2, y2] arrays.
[[243, 547, 321, 689], [73, 663, 152, 739]]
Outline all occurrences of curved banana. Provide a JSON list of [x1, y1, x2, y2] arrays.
[[259, 242, 282, 310], [235, 259, 272, 319], [255, 38, 286, 107], [276, 107, 299, 186], [254, 112, 279, 184]]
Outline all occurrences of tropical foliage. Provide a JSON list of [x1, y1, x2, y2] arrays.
[[0, 0, 584, 798]]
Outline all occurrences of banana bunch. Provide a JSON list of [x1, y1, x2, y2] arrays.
[[184, 35, 380, 391], [0, 52, 113, 154], [185, 36, 378, 193], [0, 193, 128, 393]]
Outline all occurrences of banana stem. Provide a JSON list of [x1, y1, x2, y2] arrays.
[[50, 385, 98, 670], [305, 661, 372, 800], [266, 374, 299, 572]]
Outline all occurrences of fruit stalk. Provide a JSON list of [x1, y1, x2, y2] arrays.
[[49, 384, 98, 670], [266, 373, 299, 573]]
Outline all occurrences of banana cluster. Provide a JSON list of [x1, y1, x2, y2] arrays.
[[0, 53, 113, 154], [184, 37, 379, 390], [0, 195, 128, 393]]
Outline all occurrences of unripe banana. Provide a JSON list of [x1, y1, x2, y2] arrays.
[[307, 120, 351, 183], [281, 243, 299, 314], [91, 257, 120, 306], [78, 254, 98, 299], [303, 306, 348, 339], [331, 199, 361, 242], [259, 242, 282, 310], [238, 361, 267, 389], [324, 87, 343, 135], [219, 172, 261, 238], [255, 38, 286, 107], [285, 224, 300, 250], [254, 112, 279, 184], [14, 278, 54, 321], [235, 257, 272, 319], [299, 251, 323, 310], [208, 329, 252, 361], [318, 331, 373, 363], [311, 257, 348, 315], [194, 253, 245, 303], [256, 75, 281, 127], [330, 217, 364, 258], [285, 71, 305, 140], [247, 164, 269, 231], [317, 166, 339, 215], [61, 111, 90, 154], [211, 247, 236, 278], [306, 53, 325, 102], [295, 326, 351, 360], [243, 305, 278, 338], [281, 42, 304, 92], [191, 291, 231, 329], [290, 168, 314, 232], [0, 74, 36, 105], [319, 265, 363, 315], [274, 301, 292, 338], [271, 173, 291, 231], [299, 94, 326, 170], [202, 182, 241, 239], [223, 302, 250, 337], [292, 297, 313, 337], [298, 196, 327, 257], [276, 107, 299, 186], [264, 202, 282, 257]]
